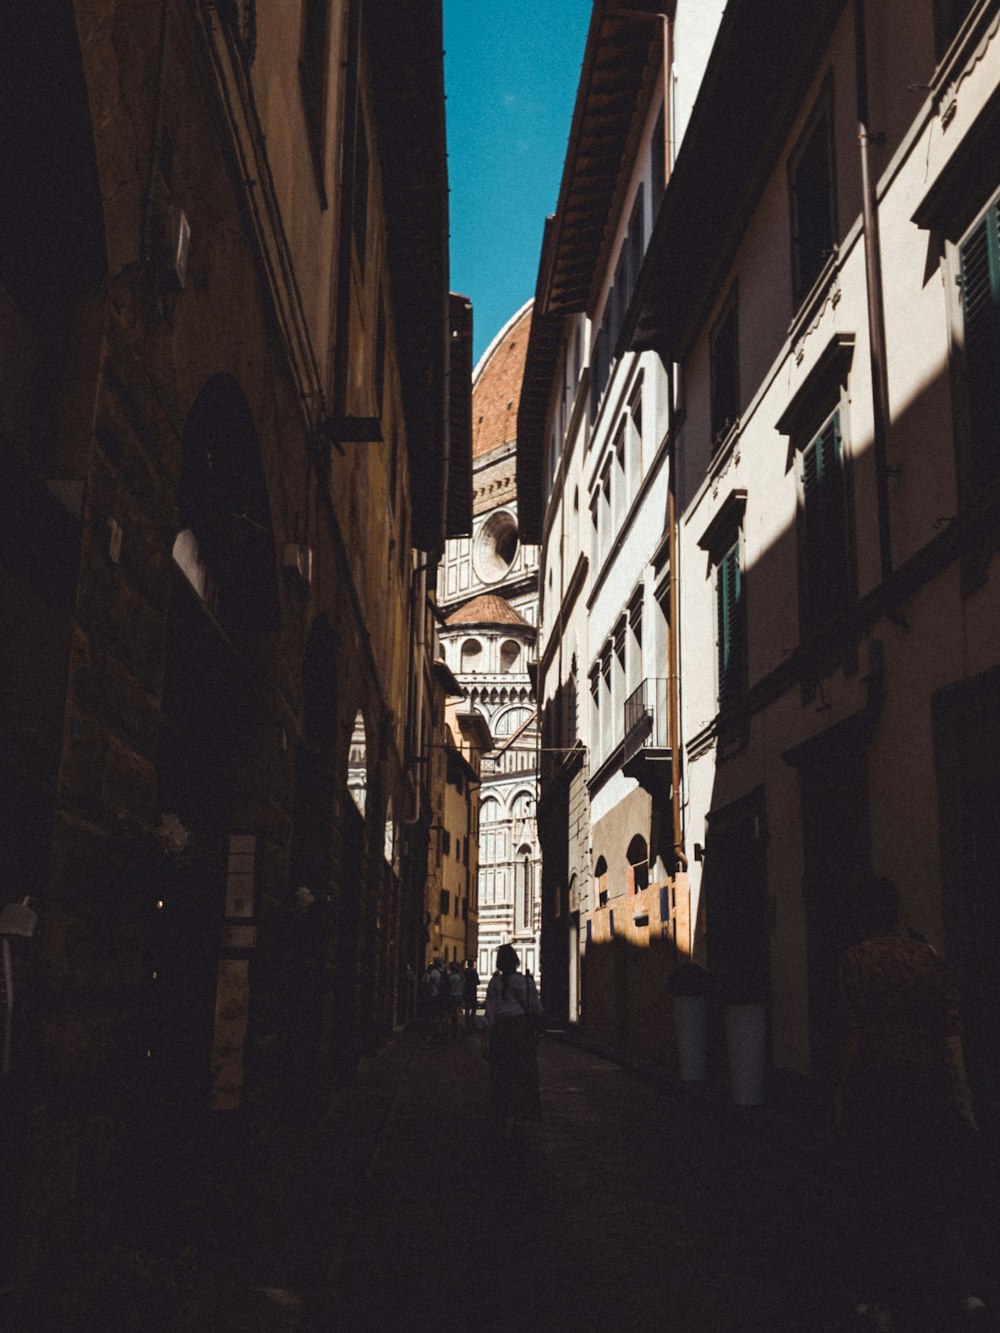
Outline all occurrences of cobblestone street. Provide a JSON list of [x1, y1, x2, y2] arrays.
[[303, 1029, 870, 1333]]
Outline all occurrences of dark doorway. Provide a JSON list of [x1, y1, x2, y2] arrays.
[[154, 376, 275, 1112], [704, 790, 770, 1007], [794, 725, 871, 1092], [934, 668, 1000, 1117]]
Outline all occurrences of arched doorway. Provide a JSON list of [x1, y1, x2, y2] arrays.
[[153, 375, 277, 1112]]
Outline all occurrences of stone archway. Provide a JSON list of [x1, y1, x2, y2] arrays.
[[154, 374, 277, 1112]]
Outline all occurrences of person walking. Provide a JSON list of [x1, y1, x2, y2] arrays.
[[835, 876, 990, 1331], [462, 958, 480, 1033], [483, 943, 543, 1136], [424, 959, 445, 1041], [447, 962, 463, 1039]]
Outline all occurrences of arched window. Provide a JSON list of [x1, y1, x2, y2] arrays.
[[493, 706, 532, 739], [595, 855, 609, 907], [517, 844, 533, 932], [461, 638, 482, 673], [511, 790, 534, 820], [384, 796, 397, 871], [348, 710, 367, 815], [499, 639, 520, 673], [626, 834, 649, 893], [480, 796, 501, 824]]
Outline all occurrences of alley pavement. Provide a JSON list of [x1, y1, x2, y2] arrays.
[[299, 1028, 910, 1333], [19, 1024, 995, 1331]]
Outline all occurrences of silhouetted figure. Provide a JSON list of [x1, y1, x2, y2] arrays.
[[447, 962, 463, 1039], [835, 876, 989, 1331], [462, 958, 480, 1033], [483, 943, 542, 1136]]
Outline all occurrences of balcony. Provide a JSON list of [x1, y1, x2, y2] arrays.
[[622, 678, 671, 792]]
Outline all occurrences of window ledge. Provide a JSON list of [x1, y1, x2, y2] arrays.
[[707, 418, 742, 480], [776, 332, 856, 440], [788, 249, 840, 352]]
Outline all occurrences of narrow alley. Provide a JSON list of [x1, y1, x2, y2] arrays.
[[303, 1029, 870, 1333]]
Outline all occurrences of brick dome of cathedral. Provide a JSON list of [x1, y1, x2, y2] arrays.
[[472, 301, 533, 461], [444, 593, 531, 628]]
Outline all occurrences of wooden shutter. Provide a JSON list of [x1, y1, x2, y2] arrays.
[[959, 202, 1000, 485], [801, 412, 848, 627], [717, 542, 746, 707]]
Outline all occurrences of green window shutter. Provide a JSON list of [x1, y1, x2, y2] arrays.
[[801, 412, 848, 627], [959, 201, 1000, 486], [717, 542, 746, 706]]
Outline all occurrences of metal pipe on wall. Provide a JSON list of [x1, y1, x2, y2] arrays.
[[855, 0, 894, 584]]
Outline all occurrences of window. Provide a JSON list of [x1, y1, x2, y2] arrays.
[[627, 835, 649, 894], [439, 890, 450, 917], [613, 426, 626, 530], [601, 646, 613, 758], [789, 86, 836, 308], [799, 411, 851, 631], [590, 304, 613, 424], [710, 284, 739, 446], [474, 510, 519, 582], [717, 540, 747, 709], [517, 845, 533, 932], [511, 791, 534, 822], [627, 591, 643, 698], [493, 706, 531, 739], [460, 638, 482, 673], [347, 710, 367, 815], [613, 618, 626, 748], [600, 459, 612, 562], [595, 856, 609, 907], [589, 665, 600, 752], [442, 829, 451, 855], [627, 385, 643, 496], [958, 194, 1000, 491], [500, 640, 520, 673]]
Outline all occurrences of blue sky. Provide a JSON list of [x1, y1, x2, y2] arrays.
[[444, 1, 591, 365]]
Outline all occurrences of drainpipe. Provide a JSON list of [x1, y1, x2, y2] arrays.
[[855, 0, 894, 584], [665, 363, 687, 873]]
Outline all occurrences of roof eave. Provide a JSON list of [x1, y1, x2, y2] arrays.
[[626, 0, 848, 363]]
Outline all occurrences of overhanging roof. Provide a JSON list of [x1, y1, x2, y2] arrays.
[[516, 0, 664, 543], [627, 0, 847, 363], [542, 0, 666, 317], [365, 0, 450, 553]]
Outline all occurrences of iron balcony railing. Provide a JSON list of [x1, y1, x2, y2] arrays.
[[623, 678, 670, 763]]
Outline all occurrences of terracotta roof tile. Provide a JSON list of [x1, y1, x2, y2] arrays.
[[472, 303, 533, 461], [444, 593, 531, 627]]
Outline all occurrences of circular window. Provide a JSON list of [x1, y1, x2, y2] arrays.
[[474, 510, 519, 583]]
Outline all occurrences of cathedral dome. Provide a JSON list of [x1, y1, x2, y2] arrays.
[[472, 300, 533, 461]]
